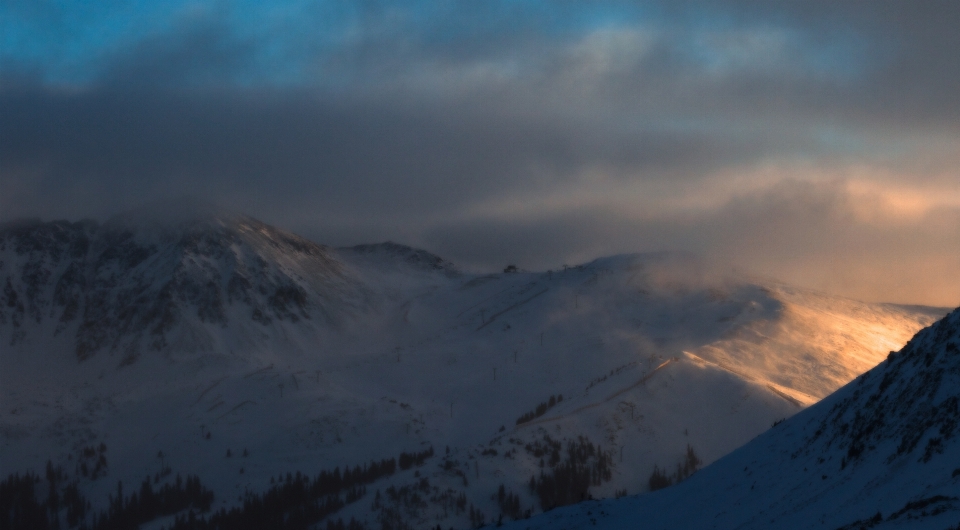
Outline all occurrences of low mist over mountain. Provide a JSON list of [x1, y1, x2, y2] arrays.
[[0, 209, 947, 529]]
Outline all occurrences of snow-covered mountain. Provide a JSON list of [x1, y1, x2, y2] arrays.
[[507, 306, 960, 530], [0, 209, 947, 529], [0, 207, 372, 364]]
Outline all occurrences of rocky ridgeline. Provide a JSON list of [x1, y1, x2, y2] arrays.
[[0, 212, 372, 364], [798, 306, 960, 469], [340, 241, 460, 276]]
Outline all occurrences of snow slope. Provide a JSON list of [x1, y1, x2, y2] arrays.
[[506, 307, 960, 530], [0, 207, 372, 364], [0, 210, 947, 529]]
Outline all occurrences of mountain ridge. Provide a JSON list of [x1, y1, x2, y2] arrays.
[[507, 307, 960, 530], [0, 210, 949, 529], [0, 211, 377, 364]]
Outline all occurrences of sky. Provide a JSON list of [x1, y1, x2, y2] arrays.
[[1, 1, 959, 306]]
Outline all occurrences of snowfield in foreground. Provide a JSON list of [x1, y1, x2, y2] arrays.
[[0, 208, 947, 529]]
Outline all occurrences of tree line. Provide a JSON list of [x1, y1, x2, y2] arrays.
[[2, 447, 436, 530], [398, 448, 435, 471], [495, 484, 522, 520], [528, 436, 613, 510], [166, 482, 363, 530], [92, 475, 213, 529], [166, 448, 435, 530], [515, 395, 563, 425], [648, 444, 701, 492], [0, 469, 211, 530]]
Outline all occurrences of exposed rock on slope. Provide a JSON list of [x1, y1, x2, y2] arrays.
[[339, 241, 459, 277], [0, 211, 371, 363]]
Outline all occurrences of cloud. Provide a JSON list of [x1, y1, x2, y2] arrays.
[[422, 178, 960, 306], [1, 1, 958, 306], [97, 12, 260, 88], [0, 82, 786, 223]]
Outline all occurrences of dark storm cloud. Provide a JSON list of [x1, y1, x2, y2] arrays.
[[689, 0, 960, 128], [1, 1, 958, 304], [97, 15, 259, 89], [0, 82, 779, 225]]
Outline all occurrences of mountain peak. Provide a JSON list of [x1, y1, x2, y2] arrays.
[[103, 197, 247, 232], [339, 241, 459, 275], [0, 210, 371, 364]]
